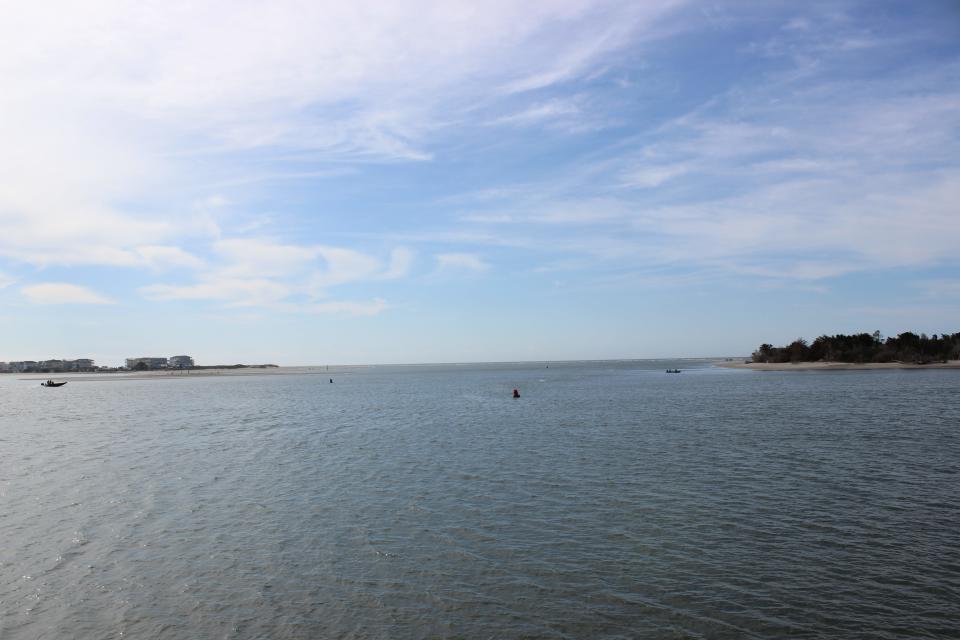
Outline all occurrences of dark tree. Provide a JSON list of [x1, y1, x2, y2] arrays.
[[750, 330, 959, 364]]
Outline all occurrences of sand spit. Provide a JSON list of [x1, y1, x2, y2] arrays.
[[716, 360, 960, 371]]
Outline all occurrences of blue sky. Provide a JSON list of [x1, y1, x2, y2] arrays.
[[1, 0, 958, 365]]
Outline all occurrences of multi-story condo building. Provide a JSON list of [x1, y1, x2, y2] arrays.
[[3, 359, 96, 373], [64, 359, 96, 371], [125, 357, 169, 370], [169, 355, 195, 368]]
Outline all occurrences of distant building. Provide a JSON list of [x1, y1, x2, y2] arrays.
[[3, 358, 97, 373], [39, 359, 65, 372], [169, 355, 195, 368], [125, 357, 169, 370], [64, 359, 96, 372]]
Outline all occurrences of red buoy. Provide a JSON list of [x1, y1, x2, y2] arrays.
[[513, 388, 520, 398]]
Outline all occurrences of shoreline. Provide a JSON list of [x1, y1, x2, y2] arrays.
[[716, 360, 960, 371], [18, 367, 350, 382], [14, 359, 960, 380]]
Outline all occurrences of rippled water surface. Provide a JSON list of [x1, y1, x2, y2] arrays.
[[2, 361, 959, 639]]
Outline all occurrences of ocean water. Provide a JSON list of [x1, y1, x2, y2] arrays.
[[1, 360, 958, 639]]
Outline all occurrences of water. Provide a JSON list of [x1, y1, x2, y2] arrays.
[[1, 361, 958, 639]]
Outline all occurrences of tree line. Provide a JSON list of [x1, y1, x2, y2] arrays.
[[752, 331, 960, 364]]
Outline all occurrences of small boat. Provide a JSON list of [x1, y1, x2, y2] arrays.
[[666, 369, 681, 374], [41, 380, 67, 387]]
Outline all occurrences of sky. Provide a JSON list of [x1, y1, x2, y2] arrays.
[[1, 0, 958, 365]]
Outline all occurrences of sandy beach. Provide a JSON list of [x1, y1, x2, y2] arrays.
[[716, 360, 960, 371]]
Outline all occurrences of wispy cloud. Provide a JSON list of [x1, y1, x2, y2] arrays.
[[140, 238, 410, 311], [22, 283, 114, 305], [436, 253, 490, 273], [308, 247, 383, 289], [303, 299, 388, 316], [213, 238, 322, 279], [137, 246, 205, 271], [0, 0, 690, 301], [142, 276, 389, 316], [498, 2, 684, 93], [485, 97, 613, 132], [435, 40, 960, 283], [383, 248, 415, 279], [619, 163, 690, 188], [141, 277, 291, 307], [916, 279, 960, 299]]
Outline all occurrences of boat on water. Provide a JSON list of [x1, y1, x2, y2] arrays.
[[41, 380, 67, 387], [666, 369, 681, 373]]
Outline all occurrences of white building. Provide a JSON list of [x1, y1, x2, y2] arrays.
[[39, 359, 65, 372], [125, 357, 169, 370], [64, 359, 95, 371], [169, 355, 195, 368], [2, 359, 96, 372]]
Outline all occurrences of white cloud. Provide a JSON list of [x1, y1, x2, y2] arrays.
[[214, 238, 321, 278], [209, 238, 404, 287], [22, 283, 114, 305], [383, 248, 415, 279], [0, 0, 687, 278], [498, 3, 681, 93], [489, 99, 582, 126], [0, 272, 13, 289], [2, 1, 681, 155], [309, 247, 383, 289], [140, 238, 411, 309], [142, 277, 388, 316], [136, 245, 205, 270], [141, 277, 292, 307], [620, 163, 690, 188], [441, 49, 960, 281], [487, 95, 616, 133], [750, 157, 846, 174], [436, 253, 490, 272], [2, 0, 955, 317], [304, 299, 389, 316]]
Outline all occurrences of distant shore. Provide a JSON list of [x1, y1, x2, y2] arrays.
[[20, 366, 348, 381], [716, 360, 960, 371]]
